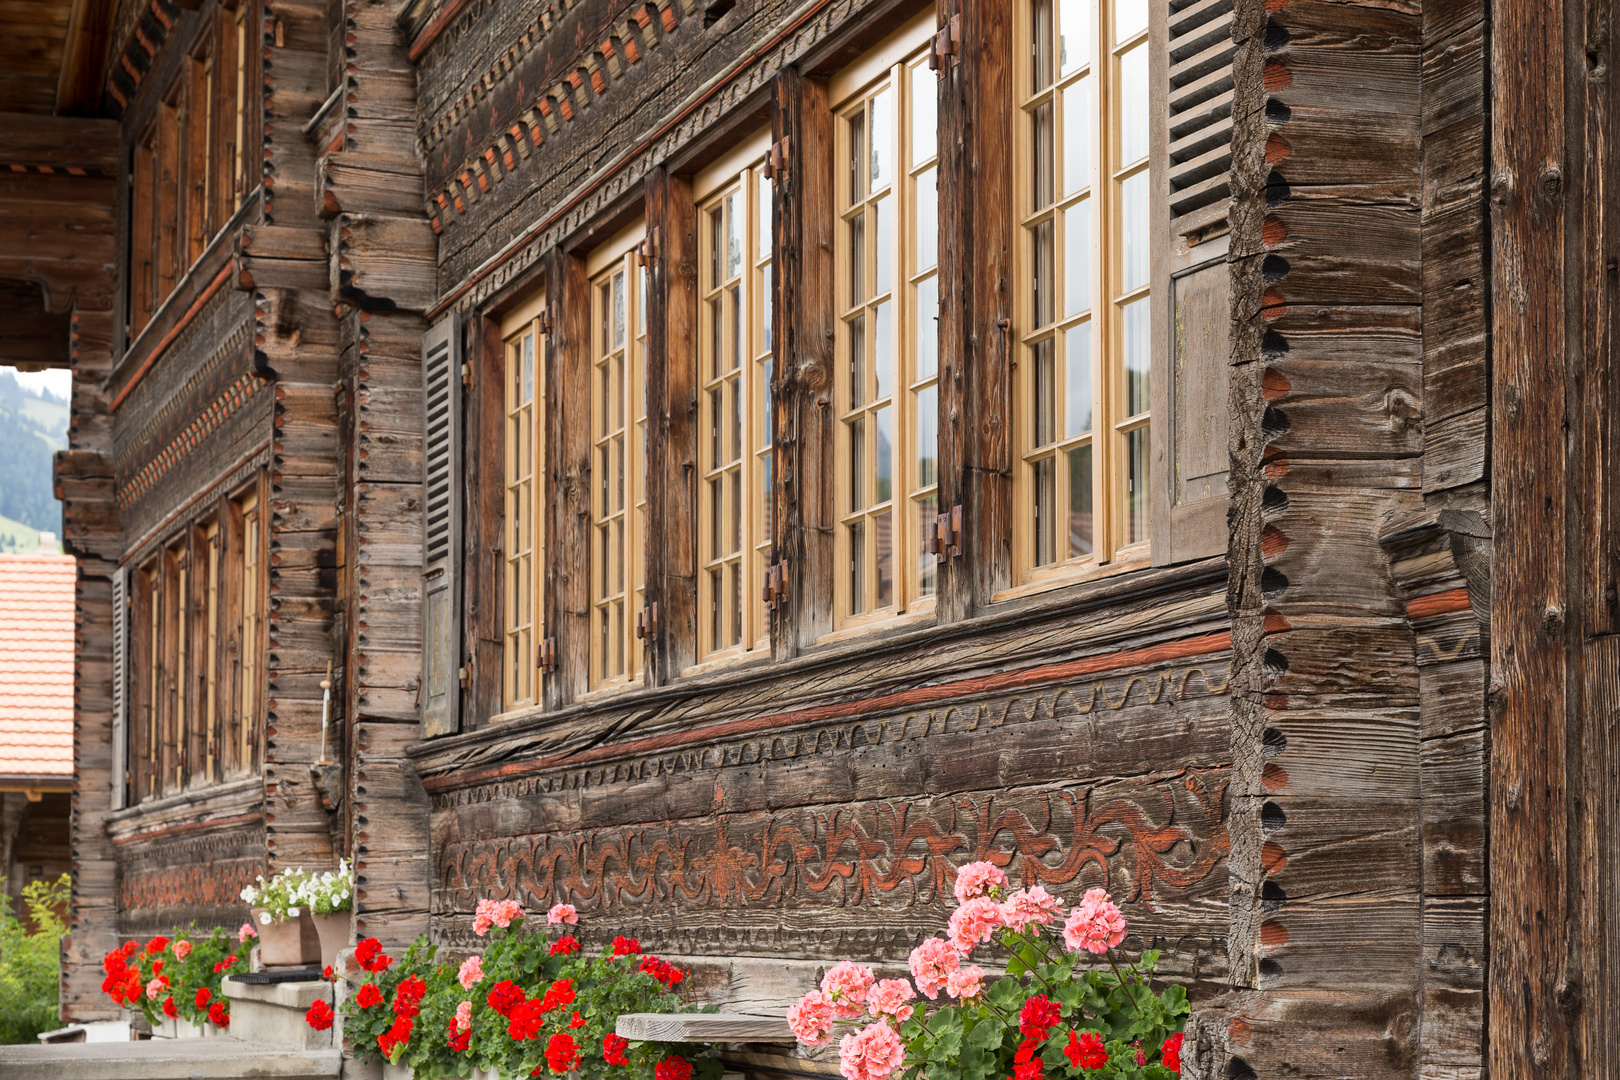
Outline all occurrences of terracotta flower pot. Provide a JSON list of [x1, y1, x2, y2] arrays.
[[252, 907, 320, 967], [311, 910, 351, 971]]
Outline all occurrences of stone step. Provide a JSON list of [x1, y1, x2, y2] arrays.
[[0, 1038, 343, 1080]]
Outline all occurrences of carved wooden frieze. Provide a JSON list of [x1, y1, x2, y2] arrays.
[[115, 824, 265, 933]]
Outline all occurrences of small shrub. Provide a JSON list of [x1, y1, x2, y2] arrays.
[[0, 873, 70, 1044]]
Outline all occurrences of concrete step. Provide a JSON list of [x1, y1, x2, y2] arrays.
[[0, 1038, 343, 1080]]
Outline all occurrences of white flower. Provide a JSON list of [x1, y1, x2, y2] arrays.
[[288, 907, 299, 918], [259, 911, 271, 925]]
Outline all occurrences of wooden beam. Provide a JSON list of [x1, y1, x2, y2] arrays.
[[0, 283, 71, 368], [54, 0, 115, 116], [0, 113, 118, 172], [616, 1013, 794, 1044]]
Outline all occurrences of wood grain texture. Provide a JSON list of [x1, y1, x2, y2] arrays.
[[616, 1013, 796, 1043]]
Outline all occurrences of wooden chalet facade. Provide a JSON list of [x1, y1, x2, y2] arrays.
[[1, 0, 1616, 1074]]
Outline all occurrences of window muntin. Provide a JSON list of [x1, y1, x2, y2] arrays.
[[1016, 0, 1152, 583], [588, 230, 648, 690], [695, 137, 773, 662], [502, 296, 546, 710], [833, 34, 939, 629], [126, 479, 265, 804]]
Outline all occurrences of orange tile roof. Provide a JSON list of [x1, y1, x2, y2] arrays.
[[0, 554, 75, 783]]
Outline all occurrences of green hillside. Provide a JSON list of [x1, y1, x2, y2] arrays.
[[0, 369, 66, 550]]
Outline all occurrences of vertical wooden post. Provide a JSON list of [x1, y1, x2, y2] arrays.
[[936, 0, 1014, 621], [467, 314, 505, 723], [645, 166, 699, 682], [1488, 0, 1573, 1070], [549, 247, 593, 705], [771, 69, 835, 659]]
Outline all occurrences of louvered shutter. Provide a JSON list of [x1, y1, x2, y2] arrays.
[[421, 314, 462, 737], [1149, 0, 1234, 565], [111, 566, 128, 809]]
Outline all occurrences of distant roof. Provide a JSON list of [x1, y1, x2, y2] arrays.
[[0, 554, 75, 786]]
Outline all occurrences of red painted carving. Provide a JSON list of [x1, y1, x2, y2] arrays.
[[120, 857, 265, 911]]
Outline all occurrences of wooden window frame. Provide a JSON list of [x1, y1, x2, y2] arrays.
[[586, 222, 649, 694], [500, 292, 548, 713], [1007, 0, 1155, 596], [692, 131, 773, 665], [828, 14, 939, 634]]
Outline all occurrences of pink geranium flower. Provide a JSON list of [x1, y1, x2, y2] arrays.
[[838, 1021, 907, 1080], [458, 954, 485, 990], [947, 896, 1004, 954], [453, 1000, 473, 1034], [174, 941, 192, 961], [952, 860, 1008, 905], [820, 961, 876, 1019], [1062, 888, 1127, 955], [547, 903, 579, 925], [238, 922, 257, 943], [146, 977, 164, 1001], [945, 965, 985, 1000], [1001, 885, 1064, 933], [866, 978, 916, 1024], [787, 989, 837, 1046], [908, 938, 960, 1000], [472, 898, 525, 937]]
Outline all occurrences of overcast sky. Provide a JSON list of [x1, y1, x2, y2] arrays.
[[4, 366, 72, 402]]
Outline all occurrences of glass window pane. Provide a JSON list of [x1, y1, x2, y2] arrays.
[[730, 284, 743, 371], [1064, 201, 1091, 317], [762, 451, 773, 536], [915, 275, 938, 380], [916, 494, 937, 597], [915, 167, 938, 270], [1064, 323, 1093, 437], [762, 357, 774, 445], [1118, 43, 1149, 166], [874, 301, 893, 400], [730, 377, 742, 463], [875, 510, 893, 608], [709, 297, 724, 380], [710, 567, 723, 647], [1059, 0, 1092, 75], [1034, 218, 1055, 328], [849, 520, 866, 614], [523, 334, 534, 403], [875, 405, 893, 503], [725, 190, 742, 278], [758, 172, 772, 259], [850, 105, 866, 202], [911, 62, 937, 164], [1062, 77, 1092, 199], [761, 264, 773, 352], [871, 87, 894, 190], [710, 476, 723, 558], [849, 216, 866, 304], [1033, 338, 1055, 447], [849, 416, 866, 511], [916, 384, 938, 489], [1032, 0, 1054, 92], [1066, 443, 1093, 557], [874, 196, 892, 295], [709, 387, 723, 466], [849, 314, 866, 407], [1120, 170, 1150, 292], [1116, 0, 1147, 43], [1122, 295, 1151, 416], [1125, 426, 1149, 545], [730, 470, 742, 554], [1033, 457, 1056, 566], [612, 271, 626, 347], [1032, 100, 1055, 211], [710, 208, 723, 288]]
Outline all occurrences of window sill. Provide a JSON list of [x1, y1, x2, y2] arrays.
[[106, 774, 263, 843], [815, 604, 937, 647], [991, 545, 1153, 605], [681, 644, 772, 680], [575, 675, 648, 705]]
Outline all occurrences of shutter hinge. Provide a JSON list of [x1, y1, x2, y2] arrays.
[[764, 136, 790, 184], [635, 601, 660, 640], [763, 561, 789, 609], [636, 229, 659, 267], [460, 361, 472, 386], [928, 505, 963, 563], [538, 637, 558, 673], [458, 664, 472, 689], [541, 307, 555, 336], [929, 15, 960, 72]]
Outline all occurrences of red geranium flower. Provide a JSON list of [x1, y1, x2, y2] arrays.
[[146, 936, 169, 955], [540, 978, 576, 1012], [393, 974, 428, 1017], [655, 1054, 694, 1080], [1161, 1033, 1184, 1074], [207, 1001, 230, 1028], [550, 935, 581, 956], [355, 937, 393, 972], [378, 1014, 413, 1058], [447, 1018, 471, 1053], [1013, 1057, 1043, 1080], [545, 1032, 581, 1073], [355, 982, 384, 1009], [195, 987, 211, 1009], [569, 1011, 586, 1029], [305, 1000, 334, 1031], [1064, 1031, 1107, 1071], [508, 998, 548, 1042], [603, 1032, 631, 1067], [162, 997, 177, 1019], [487, 979, 526, 1018], [611, 936, 641, 957], [1020, 995, 1062, 1040]]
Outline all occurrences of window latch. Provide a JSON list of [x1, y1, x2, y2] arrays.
[[929, 505, 963, 563], [537, 637, 558, 673]]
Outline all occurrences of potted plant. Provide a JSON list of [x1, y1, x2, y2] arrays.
[[785, 865, 1191, 1079], [99, 924, 252, 1034], [240, 868, 321, 967], [299, 859, 354, 970]]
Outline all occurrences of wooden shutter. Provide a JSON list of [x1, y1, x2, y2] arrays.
[[111, 566, 128, 810], [421, 314, 462, 737], [1149, 0, 1234, 565]]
